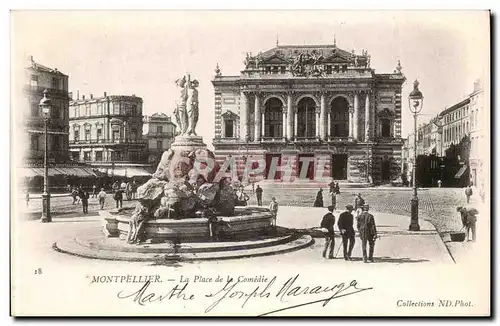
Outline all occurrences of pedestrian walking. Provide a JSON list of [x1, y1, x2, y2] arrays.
[[328, 179, 336, 194], [457, 206, 479, 242], [437, 180, 442, 188], [330, 190, 337, 211], [465, 185, 473, 204], [25, 189, 29, 207], [338, 204, 355, 261], [98, 188, 107, 210], [255, 185, 263, 206], [81, 191, 89, 214], [357, 204, 378, 263], [269, 197, 279, 227], [126, 182, 133, 201], [71, 188, 79, 205], [92, 184, 97, 198], [314, 188, 324, 207], [114, 188, 123, 209], [354, 193, 365, 218], [112, 181, 120, 192], [320, 205, 336, 259], [334, 181, 340, 195]]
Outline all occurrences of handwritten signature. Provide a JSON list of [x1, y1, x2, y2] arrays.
[[205, 274, 373, 315], [116, 274, 373, 315]]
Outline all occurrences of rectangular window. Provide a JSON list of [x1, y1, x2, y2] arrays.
[[341, 65, 347, 73], [51, 77, 59, 89], [156, 140, 163, 150], [326, 66, 332, 74], [381, 120, 391, 137], [31, 102, 39, 117], [30, 134, 38, 151], [112, 129, 120, 141], [272, 66, 279, 74], [96, 128, 102, 141], [83, 151, 91, 161], [130, 151, 139, 161], [85, 130, 91, 141], [157, 126, 163, 134], [280, 66, 286, 74], [131, 128, 137, 141], [74, 129, 80, 141], [85, 105, 91, 116], [30, 75, 38, 88], [225, 120, 234, 138], [95, 151, 103, 161], [71, 152, 79, 161], [113, 102, 120, 115]]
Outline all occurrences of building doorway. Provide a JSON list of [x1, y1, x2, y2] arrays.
[[331, 154, 348, 180], [264, 98, 284, 138], [265, 154, 282, 180], [297, 154, 315, 180], [297, 97, 316, 138], [330, 97, 350, 137], [381, 159, 391, 183]]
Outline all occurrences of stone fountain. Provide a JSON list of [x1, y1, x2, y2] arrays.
[[54, 74, 313, 262]]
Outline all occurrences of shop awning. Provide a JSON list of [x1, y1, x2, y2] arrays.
[[109, 168, 152, 178], [17, 167, 97, 178], [454, 165, 468, 179]]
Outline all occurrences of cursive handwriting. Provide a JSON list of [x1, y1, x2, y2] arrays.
[[204, 274, 373, 315], [117, 280, 195, 306]]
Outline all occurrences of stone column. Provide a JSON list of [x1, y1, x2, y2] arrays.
[[240, 91, 248, 141], [294, 111, 298, 139], [365, 92, 370, 141], [316, 110, 320, 138], [261, 112, 265, 138], [348, 106, 354, 139], [320, 93, 326, 140], [233, 121, 236, 138], [221, 119, 226, 138], [282, 110, 287, 139], [287, 93, 294, 140], [254, 93, 261, 141], [327, 111, 331, 140], [353, 92, 359, 140]]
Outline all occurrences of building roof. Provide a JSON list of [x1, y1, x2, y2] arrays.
[[439, 98, 470, 117], [27, 56, 68, 76]]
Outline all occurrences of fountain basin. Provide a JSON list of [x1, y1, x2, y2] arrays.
[[102, 206, 275, 242]]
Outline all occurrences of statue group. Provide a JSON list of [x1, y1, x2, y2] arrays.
[[174, 74, 199, 136]]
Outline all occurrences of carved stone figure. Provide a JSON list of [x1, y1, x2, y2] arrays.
[[186, 78, 199, 136], [174, 76, 188, 134], [127, 201, 151, 244]]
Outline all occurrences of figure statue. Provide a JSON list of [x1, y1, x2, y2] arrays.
[[244, 53, 251, 68], [354, 55, 359, 67], [186, 77, 199, 136], [367, 55, 371, 68], [174, 76, 188, 134], [173, 74, 200, 137]]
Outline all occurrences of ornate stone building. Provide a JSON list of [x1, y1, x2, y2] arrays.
[[143, 113, 177, 167], [212, 43, 405, 183], [69, 93, 151, 177]]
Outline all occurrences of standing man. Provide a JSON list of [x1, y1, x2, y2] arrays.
[[98, 188, 107, 210], [457, 206, 479, 242], [92, 184, 98, 198], [81, 191, 89, 214], [314, 188, 324, 207], [25, 189, 30, 207], [255, 185, 263, 206], [354, 193, 365, 218], [330, 189, 337, 211], [338, 204, 355, 261], [114, 188, 123, 209], [320, 205, 336, 259], [465, 184, 473, 204], [357, 204, 378, 263], [269, 197, 279, 227]]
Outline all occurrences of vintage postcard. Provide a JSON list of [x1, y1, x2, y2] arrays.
[[10, 10, 491, 316]]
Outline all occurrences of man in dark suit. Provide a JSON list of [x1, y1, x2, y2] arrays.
[[338, 204, 355, 261], [357, 204, 378, 263], [320, 205, 336, 259]]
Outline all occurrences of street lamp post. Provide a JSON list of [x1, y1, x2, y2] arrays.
[[408, 80, 424, 231], [39, 90, 52, 223]]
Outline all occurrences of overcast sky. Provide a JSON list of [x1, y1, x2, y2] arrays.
[[11, 10, 489, 147]]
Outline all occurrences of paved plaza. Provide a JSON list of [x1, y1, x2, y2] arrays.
[[14, 186, 487, 266]]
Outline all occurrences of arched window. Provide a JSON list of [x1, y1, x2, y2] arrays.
[[297, 97, 316, 138], [264, 98, 284, 138], [330, 97, 349, 137]]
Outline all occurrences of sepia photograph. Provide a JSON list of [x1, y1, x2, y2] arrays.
[[9, 9, 491, 317]]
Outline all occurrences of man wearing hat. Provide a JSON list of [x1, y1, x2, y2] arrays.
[[357, 204, 378, 263], [320, 205, 336, 259], [354, 193, 365, 218], [338, 204, 355, 260]]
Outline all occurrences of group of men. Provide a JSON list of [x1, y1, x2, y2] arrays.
[[320, 193, 378, 263]]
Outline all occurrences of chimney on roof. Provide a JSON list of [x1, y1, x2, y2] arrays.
[[82, 95, 85, 100], [104, 91, 107, 97], [77, 90, 80, 100], [90, 94, 93, 99]]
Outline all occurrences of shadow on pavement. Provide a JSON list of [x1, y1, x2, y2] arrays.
[[346, 256, 429, 264]]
